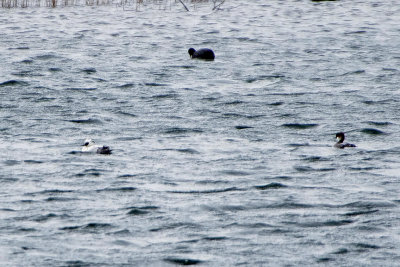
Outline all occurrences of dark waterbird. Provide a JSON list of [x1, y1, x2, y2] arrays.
[[188, 48, 215, 60], [334, 132, 356, 149]]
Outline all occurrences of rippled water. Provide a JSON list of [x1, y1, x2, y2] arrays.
[[1, 0, 400, 265]]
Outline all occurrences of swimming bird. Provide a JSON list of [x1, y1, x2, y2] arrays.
[[188, 48, 215, 60], [82, 138, 112, 154], [334, 132, 356, 149]]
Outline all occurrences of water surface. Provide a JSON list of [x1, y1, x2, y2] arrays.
[[1, 0, 400, 265]]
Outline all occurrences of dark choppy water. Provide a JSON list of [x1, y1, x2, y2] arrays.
[[1, 0, 400, 265]]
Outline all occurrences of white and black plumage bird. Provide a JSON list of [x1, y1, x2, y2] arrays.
[[81, 138, 112, 154], [334, 132, 356, 149]]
